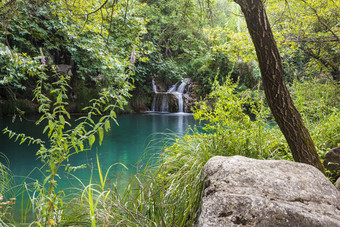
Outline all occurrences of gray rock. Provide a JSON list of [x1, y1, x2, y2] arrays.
[[198, 156, 340, 227], [56, 64, 73, 76], [324, 146, 340, 171], [336, 177, 340, 190]]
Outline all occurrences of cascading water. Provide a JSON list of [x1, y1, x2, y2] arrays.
[[151, 78, 158, 111], [172, 93, 183, 112], [161, 94, 169, 112], [177, 80, 187, 93], [167, 83, 178, 93], [152, 78, 157, 93], [151, 78, 190, 113], [173, 79, 190, 112]]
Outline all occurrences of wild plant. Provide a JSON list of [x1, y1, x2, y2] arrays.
[[0, 156, 16, 226], [3, 65, 128, 225]]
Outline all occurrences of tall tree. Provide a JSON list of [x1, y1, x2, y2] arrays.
[[234, 0, 325, 173]]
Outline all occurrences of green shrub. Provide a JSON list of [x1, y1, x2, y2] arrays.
[[290, 78, 340, 157]]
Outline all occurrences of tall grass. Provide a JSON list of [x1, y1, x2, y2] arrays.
[[0, 153, 16, 226], [67, 133, 207, 226]]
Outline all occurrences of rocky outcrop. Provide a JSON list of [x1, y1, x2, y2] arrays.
[[184, 82, 199, 113], [324, 146, 340, 171], [336, 177, 340, 190], [198, 156, 340, 227], [56, 64, 73, 76], [151, 93, 179, 112]]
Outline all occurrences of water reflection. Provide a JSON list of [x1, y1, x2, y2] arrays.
[[0, 113, 199, 189]]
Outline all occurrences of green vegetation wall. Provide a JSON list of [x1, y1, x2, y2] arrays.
[[0, 0, 147, 115]]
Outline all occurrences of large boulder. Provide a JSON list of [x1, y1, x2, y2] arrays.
[[324, 146, 340, 171], [198, 156, 340, 227], [336, 177, 340, 190]]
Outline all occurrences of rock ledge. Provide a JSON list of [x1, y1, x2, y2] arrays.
[[198, 156, 340, 227]]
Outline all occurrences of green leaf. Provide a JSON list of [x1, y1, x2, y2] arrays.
[[20, 137, 26, 145], [71, 133, 76, 147], [63, 141, 68, 151], [56, 93, 62, 103], [98, 127, 104, 146], [104, 120, 110, 132], [59, 115, 65, 125], [97, 154, 104, 189], [43, 124, 49, 134], [89, 134, 95, 147]]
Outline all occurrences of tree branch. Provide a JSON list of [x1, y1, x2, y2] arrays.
[[86, 0, 110, 17], [300, 0, 340, 43], [301, 46, 339, 78], [288, 36, 340, 43]]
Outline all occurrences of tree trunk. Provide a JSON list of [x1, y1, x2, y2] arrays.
[[234, 0, 325, 174]]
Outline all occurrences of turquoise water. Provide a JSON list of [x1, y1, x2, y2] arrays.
[[0, 113, 199, 207]]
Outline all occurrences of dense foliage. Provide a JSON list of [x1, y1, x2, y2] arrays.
[[1, 0, 339, 110], [0, 0, 146, 114], [268, 0, 340, 79]]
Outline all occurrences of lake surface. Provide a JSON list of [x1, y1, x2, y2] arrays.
[[0, 113, 199, 196]]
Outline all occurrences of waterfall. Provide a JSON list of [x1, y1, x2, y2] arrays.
[[173, 92, 184, 112], [174, 79, 190, 112], [177, 79, 189, 93], [161, 95, 169, 112], [167, 83, 178, 93], [151, 78, 190, 113], [152, 78, 157, 93], [151, 93, 158, 111], [151, 78, 158, 111]]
